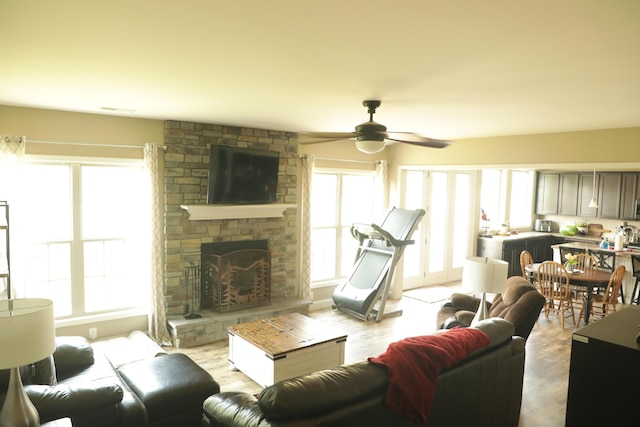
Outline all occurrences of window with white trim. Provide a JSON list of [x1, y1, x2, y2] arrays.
[[310, 169, 376, 286], [15, 159, 149, 319], [480, 169, 535, 230]]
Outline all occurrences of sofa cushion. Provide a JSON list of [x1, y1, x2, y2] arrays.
[[498, 276, 535, 307], [53, 336, 94, 376], [258, 360, 388, 421], [26, 381, 123, 423], [117, 353, 220, 423]]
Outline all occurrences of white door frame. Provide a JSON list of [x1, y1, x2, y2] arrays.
[[396, 168, 478, 290]]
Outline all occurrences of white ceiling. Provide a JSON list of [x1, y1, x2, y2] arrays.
[[2, 0, 639, 140]]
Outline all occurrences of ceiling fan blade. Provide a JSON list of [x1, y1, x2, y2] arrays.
[[298, 132, 358, 145], [385, 132, 453, 149]]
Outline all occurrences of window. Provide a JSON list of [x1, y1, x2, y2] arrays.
[[480, 169, 535, 230], [310, 170, 376, 286], [15, 160, 149, 319]]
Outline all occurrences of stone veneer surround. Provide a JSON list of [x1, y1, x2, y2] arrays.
[[163, 120, 308, 348]]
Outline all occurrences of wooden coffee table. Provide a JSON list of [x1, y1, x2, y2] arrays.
[[227, 312, 347, 387]]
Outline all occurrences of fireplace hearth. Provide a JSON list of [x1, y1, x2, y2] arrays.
[[201, 240, 271, 312]]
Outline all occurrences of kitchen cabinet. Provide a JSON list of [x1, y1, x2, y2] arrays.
[[619, 172, 640, 220], [558, 173, 579, 216], [596, 172, 622, 218], [477, 235, 555, 277], [576, 172, 599, 218], [535, 170, 640, 220], [535, 172, 560, 214]]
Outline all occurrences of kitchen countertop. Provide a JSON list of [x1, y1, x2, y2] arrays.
[[479, 231, 602, 243], [550, 241, 635, 258], [478, 231, 636, 258]]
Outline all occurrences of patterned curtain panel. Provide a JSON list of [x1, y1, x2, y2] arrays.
[[375, 160, 389, 215], [300, 154, 314, 301], [143, 143, 172, 345]]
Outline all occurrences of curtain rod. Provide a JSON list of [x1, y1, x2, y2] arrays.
[[7, 136, 166, 150], [298, 154, 384, 165]]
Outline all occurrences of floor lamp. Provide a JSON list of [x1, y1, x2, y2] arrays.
[[462, 257, 509, 326], [0, 298, 55, 427]]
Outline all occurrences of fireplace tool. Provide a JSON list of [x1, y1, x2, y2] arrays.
[[183, 263, 202, 319]]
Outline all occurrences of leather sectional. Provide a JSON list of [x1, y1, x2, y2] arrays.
[[202, 318, 525, 426], [0, 332, 219, 427]]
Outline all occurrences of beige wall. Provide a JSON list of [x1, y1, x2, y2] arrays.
[[389, 127, 640, 169], [3, 104, 639, 337], [0, 105, 163, 158]]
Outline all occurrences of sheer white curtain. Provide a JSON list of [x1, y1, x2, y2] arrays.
[[0, 135, 26, 299], [300, 154, 314, 301], [375, 160, 390, 214], [144, 143, 171, 345]]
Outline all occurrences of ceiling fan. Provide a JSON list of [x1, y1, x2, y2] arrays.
[[299, 100, 453, 154]]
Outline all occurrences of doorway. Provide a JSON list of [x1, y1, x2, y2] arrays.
[[400, 169, 477, 290]]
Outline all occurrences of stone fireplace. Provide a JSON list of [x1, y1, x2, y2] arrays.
[[163, 120, 310, 348], [201, 240, 271, 312]]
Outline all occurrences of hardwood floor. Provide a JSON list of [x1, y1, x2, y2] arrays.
[[169, 284, 618, 427]]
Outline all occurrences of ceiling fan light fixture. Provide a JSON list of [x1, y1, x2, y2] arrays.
[[355, 139, 386, 154]]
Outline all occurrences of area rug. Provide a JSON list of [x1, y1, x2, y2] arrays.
[[403, 286, 470, 304]]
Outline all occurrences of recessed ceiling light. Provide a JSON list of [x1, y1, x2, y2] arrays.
[[100, 106, 136, 113]]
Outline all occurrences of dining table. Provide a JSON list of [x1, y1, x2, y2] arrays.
[[525, 263, 612, 325]]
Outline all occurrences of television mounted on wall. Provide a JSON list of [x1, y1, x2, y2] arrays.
[[207, 145, 279, 204]]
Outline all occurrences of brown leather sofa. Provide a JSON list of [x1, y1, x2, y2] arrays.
[[0, 334, 220, 427], [437, 276, 546, 339], [201, 318, 525, 427]]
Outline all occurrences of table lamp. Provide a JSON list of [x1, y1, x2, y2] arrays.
[[461, 257, 509, 326], [0, 298, 55, 427]]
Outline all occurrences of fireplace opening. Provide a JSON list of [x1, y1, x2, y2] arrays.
[[201, 240, 271, 312]]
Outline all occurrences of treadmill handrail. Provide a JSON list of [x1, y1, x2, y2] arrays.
[[351, 223, 414, 247]]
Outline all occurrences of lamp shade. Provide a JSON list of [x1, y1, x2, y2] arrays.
[[355, 139, 386, 154], [461, 256, 509, 295], [0, 298, 55, 369]]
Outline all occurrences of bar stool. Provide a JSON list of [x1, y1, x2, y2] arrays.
[[589, 248, 623, 302], [630, 254, 640, 305]]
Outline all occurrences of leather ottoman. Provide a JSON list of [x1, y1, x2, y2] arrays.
[[117, 353, 220, 427]]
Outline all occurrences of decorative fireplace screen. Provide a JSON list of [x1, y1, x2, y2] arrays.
[[201, 240, 271, 312]]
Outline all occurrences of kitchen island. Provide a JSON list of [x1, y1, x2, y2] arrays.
[[477, 232, 561, 277]]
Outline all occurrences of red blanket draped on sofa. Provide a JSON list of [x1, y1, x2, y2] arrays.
[[368, 327, 490, 424]]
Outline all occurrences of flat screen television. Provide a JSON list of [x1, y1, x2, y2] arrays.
[[207, 145, 280, 204]]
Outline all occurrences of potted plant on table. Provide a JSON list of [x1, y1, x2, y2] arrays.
[[564, 253, 578, 272]]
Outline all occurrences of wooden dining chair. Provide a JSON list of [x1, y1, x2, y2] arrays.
[[569, 254, 599, 310], [559, 246, 585, 264], [520, 250, 534, 280], [578, 265, 626, 323], [536, 261, 575, 329]]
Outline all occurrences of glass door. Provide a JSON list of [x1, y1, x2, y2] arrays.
[[400, 169, 477, 289]]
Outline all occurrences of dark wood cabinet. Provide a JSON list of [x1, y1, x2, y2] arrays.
[[596, 172, 622, 218], [502, 240, 527, 277], [619, 172, 640, 220], [477, 236, 554, 278], [565, 306, 640, 426], [535, 172, 560, 214], [576, 172, 599, 218], [536, 170, 640, 220], [558, 173, 579, 216]]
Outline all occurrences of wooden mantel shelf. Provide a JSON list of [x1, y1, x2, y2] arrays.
[[180, 204, 296, 220]]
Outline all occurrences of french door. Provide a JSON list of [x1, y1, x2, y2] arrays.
[[400, 169, 478, 289]]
